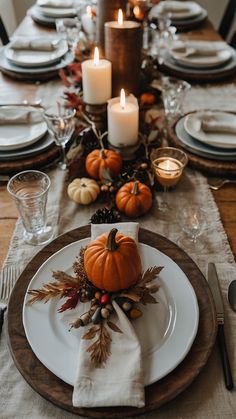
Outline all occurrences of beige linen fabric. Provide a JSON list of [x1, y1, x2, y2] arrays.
[[0, 82, 236, 417]]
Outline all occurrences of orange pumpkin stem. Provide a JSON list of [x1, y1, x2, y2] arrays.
[[107, 228, 118, 251], [132, 181, 139, 196], [100, 149, 106, 159]]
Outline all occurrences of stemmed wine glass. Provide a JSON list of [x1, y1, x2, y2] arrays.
[[177, 206, 206, 251], [151, 147, 188, 214], [43, 104, 76, 170]]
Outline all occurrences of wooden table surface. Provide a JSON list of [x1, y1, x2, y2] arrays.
[[0, 16, 236, 268]]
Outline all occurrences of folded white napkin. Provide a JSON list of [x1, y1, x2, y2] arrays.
[[0, 109, 42, 125], [171, 46, 218, 58], [202, 118, 236, 134], [72, 222, 145, 408], [91, 222, 139, 244], [37, 0, 77, 8], [73, 300, 145, 408], [161, 2, 190, 13], [10, 38, 58, 51]]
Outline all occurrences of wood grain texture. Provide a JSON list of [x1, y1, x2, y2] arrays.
[[7, 226, 217, 418]]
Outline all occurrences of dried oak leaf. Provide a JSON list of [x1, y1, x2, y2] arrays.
[[138, 266, 164, 287], [58, 289, 79, 312]]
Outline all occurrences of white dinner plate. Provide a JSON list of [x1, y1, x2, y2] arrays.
[[184, 111, 236, 149], [5, 38, 68, 68], [149, 1, 202, 20], [39, 6, 78, 18], [170, 46, 232, 69], [23, 239, 199, 387], [0, 107, 47, 151]]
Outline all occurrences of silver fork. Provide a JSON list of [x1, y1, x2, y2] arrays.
[[208, 178, 236, 190], [0, 265, 21, 336]]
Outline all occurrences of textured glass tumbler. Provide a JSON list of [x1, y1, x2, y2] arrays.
[[7, 170, 54, 245]]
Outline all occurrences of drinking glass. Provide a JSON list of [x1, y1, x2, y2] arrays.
[[7, 170, 54, 246], [56, 17, 81, 55], [178, 206, 206, 251], [161, 76, 191, 120], [43, 104, 76, 170], [151, 147, 188, 213]]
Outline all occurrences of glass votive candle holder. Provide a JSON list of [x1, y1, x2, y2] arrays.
[[151, 147, 188, 188]]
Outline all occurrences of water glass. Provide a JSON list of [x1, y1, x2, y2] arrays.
[[43, 104, 76, 170], [178, 206, 206, 251], [7, 170, 54, 246], [161, 76, 191, 120], [56, 17, 81, 53]]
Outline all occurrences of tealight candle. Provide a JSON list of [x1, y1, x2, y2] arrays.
[[153, 157, 183, 187], [108, 88, 139, 147], [105, 9, 142, 96], [81, 47, 112, 105]]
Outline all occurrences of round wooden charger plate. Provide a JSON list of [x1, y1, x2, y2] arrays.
[[168, 114, 236, 177], [0, 144, 60, 175], [7, 225, 217, 418]]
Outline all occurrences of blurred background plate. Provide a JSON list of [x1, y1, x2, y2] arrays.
[[0, 132, 54, 161]]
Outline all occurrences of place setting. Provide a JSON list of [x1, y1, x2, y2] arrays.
[[29, 0, 92, 28], [148, 0, 208, 31], [156, 39, 236, 81], [0, 35, 74, 81]]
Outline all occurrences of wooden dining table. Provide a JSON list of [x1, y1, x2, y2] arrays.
[[0, 8, 236, 419]]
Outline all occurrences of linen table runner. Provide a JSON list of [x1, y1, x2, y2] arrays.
[[1, 82, 236, 418]]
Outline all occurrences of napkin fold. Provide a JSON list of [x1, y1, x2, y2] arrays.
[[37, 0, 76, 8], [201, 118, 236, 134], [91, 222, 139, 244], [72, 222, 145, 408], [10, 38, 58, 51], [0, 109, 43, 125], [73, 301, 145, 408]]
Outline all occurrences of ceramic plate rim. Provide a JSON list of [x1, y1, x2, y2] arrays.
[[170, 48, 232, 69], [39, 6, 77, 18], [22, 238, 199, 387], [5, 38, 68, 68], [175, 116, 236, 161], [184, 111, 236, 148], [0, 107, 47, 151], [149, 1, 202, 20]]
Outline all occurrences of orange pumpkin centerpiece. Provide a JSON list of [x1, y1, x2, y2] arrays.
[[85, 148, 122, 180], [115, 180, 153, 218], [84, 228, 142, 292]]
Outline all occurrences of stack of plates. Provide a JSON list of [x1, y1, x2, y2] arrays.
[[149, 1, 208, 30], [175, 111, 236, 161], [0, 36, 73, 81], [29, 0, 83, 28], [0, 106, 54, 162], [160, 40, 236, 82]]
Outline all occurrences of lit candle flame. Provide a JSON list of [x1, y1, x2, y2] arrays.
[[120, 88, 126, 109], [86, 5, 92, 17], [93, 47, 99, 66], [118, 9, 123, 25]]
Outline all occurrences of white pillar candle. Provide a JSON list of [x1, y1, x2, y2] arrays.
[[82, 47, 112, 105], [108, 89, 139, 147]]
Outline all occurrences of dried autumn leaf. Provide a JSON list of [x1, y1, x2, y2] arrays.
[[138, 266, 164, 286], [107, 321, 123, 333], [119, 292, 142, 302], [27, 282, 66, 305], [86, 324, 112, 368], [83, 326, 99, 340], [58, 289, 79, 312], [140, 292, 157, 305]]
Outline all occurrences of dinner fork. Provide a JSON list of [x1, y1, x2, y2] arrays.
[[208, 178, 236, 190], [0, 264, 21, 336]]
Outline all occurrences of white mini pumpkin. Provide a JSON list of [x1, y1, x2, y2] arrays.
[[67, 177, 100, 205]]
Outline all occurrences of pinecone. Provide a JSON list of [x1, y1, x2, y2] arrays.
[[80, 128, 100, 156], [90, 207, 121, 224]]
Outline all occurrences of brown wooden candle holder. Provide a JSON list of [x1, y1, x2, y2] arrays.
[[83, 102, 107, 131]]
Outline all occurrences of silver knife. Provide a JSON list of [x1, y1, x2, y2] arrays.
[[208, 262, 234, 390]]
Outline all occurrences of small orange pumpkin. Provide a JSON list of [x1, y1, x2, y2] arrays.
[[85, 148, 122, 180], [115, 180, 152, 218], [84, 228, 142, 292]]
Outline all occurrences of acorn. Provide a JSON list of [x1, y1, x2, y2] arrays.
[[80, 312, 91, 326], [122, 302, 132, 312], [101, 308, 110, 319], [95, 291, 102, 300], [129, 308, 142, 319], [92, 307, 102, 324]]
